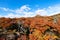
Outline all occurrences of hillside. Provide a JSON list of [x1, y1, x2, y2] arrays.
[[0, 13, 60, 40]]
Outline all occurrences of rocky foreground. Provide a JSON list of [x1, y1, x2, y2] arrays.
[[0, 14, 60, 40]]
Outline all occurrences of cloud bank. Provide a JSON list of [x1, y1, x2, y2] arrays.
[[0, 5, 60, 18]]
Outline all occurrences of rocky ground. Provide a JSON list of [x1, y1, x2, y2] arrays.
[[0, 14, 60, 40]]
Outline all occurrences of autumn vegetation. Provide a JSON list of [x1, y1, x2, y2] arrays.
[[0, 14, 60, 40]]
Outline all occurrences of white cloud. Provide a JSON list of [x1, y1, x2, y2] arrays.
[[15, 5, 31, 14], [35, 9, 47, 16], [0, 7, 14, 12], [2, 8, 8, 11], [14, 5, 34, 17], [5, 13, 17, 18], [0, 5, 60, 18], [0, 15, 2, 17], [0, 7, 7, 11], [45, 6, 60, 16], [34, 5, 60, 16]]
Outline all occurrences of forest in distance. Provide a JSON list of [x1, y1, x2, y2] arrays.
[[0, 14, 60, 40]]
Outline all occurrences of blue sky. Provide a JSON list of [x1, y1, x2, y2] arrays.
[[0, 0, 60, 18]]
